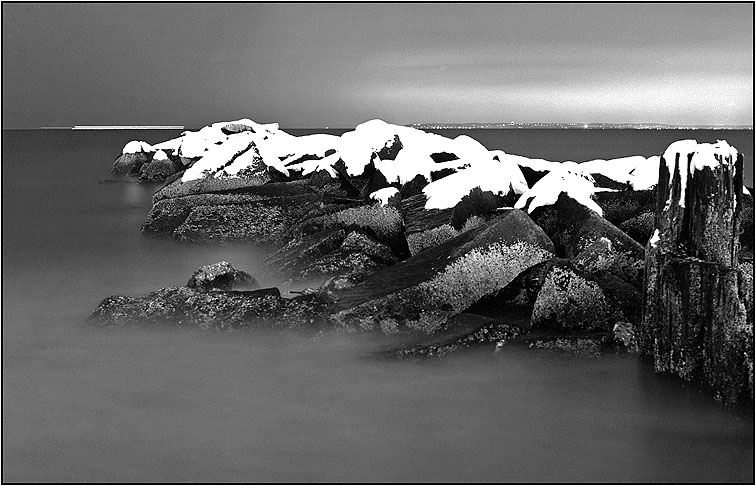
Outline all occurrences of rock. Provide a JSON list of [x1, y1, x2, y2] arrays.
[[329, 209, 555, 334], [139, 151, 182, 182], [619, 210, 655, 245], [741, 195, 754, 250], [186, 261, 257, 292], [383, 314, 521, 359], [527, 334, 610, 357], [153, 177, 313, 202], [112, 152, 153, 176], [530, 192, 644, 258], [531, 262, 624, 332], [87, 285, 329, 331], [450, 187, 514, 230], [572, 237, 644, 286], [141, 192, 321, 242], [399, 174, 430, 198], [594, 190, 656, 227], [221, 122, 255, 135]]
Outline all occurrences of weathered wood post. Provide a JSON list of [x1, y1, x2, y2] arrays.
[[640, 139, 753, 404]]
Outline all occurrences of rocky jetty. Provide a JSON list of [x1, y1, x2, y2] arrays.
[[90, 119, 755, 392]]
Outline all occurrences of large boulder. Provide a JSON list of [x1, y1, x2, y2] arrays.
[[142, 192, 321, 243], [329, 209, 555, 334], [531, 262, 624, 332], [529, 192, 644, 258]]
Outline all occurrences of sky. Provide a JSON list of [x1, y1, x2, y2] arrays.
[[2, 2, 753, 128]]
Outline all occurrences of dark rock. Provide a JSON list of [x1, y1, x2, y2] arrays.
[[530, 192, 644, 258], [221, 123, 255, 135], [173, 196, 320, 245], [186, 261, 257, 292], [267, 227, 348, 278], [112, 152, 153, 176], [450, 187, 514, 230], [430, 168, 455, 182], [591, 173, 631, 191], [375, 134, 403, 160], [593, 190, 655, 226], [399, 174, 430, 198], [518, 166, 549, 188], [87, 285, 329, 331], [740, 195, 754, 250], [430, 152, 459, 163], [329, 209, 555, 334], [153, 176, 313, 202], [139, 156, 181, 183], [400, 193, 453, 235], [619, 210, 655, 245], [142, 192, 321, 240]]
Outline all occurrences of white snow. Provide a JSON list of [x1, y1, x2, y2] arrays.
[[215, 145, 262, 178], [661, 139, 741, 210], [745, 186, 752, 196], [649, 228, 660, 248], [514, 162, 603, 215], [370, 187, 399, 206], [423, 157, 528, 210], [690, 140, 739, 173], [122, 140, 154, 154], [152, 149, 169, 161], [181, 132, 255, 182], [662, 139, 698, 209]]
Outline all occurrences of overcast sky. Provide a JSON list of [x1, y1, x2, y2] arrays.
[[2, 3, 753, 128]]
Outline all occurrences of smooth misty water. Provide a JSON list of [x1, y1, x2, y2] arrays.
[[2, 129, 754, 483]]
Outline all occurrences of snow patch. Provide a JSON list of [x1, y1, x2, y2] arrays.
[[514, 162, 603, 215], [370, 187, 399, 206], [122, 140, 154, 154], [181, 132, 255, 182], [423, 157, 528, 210], [152, 149, 169, 161], [661, 139, 741, 210], [649, 229, 660, 248]]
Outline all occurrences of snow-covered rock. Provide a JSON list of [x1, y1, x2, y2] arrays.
[[181, 132, 256, 182], [370, 187, 400, 206], [515, 162, 603, 215], [423, 156, 528, 210], [122, 140, 155, 154]]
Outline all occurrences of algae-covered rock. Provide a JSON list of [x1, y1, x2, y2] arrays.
[[330, 209, 554, 334], [186, 261, 257, 292], [531, 263, 624, 332]]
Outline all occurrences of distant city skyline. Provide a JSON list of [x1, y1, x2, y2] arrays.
[[2, 3, 753, 129]]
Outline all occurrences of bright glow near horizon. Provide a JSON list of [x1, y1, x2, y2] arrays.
[[2, 3, 753, 128]]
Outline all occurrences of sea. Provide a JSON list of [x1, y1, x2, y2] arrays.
[[2, 128, 754, 482]]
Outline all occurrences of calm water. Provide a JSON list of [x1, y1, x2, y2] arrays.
[[2, 129, 754, 483]]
